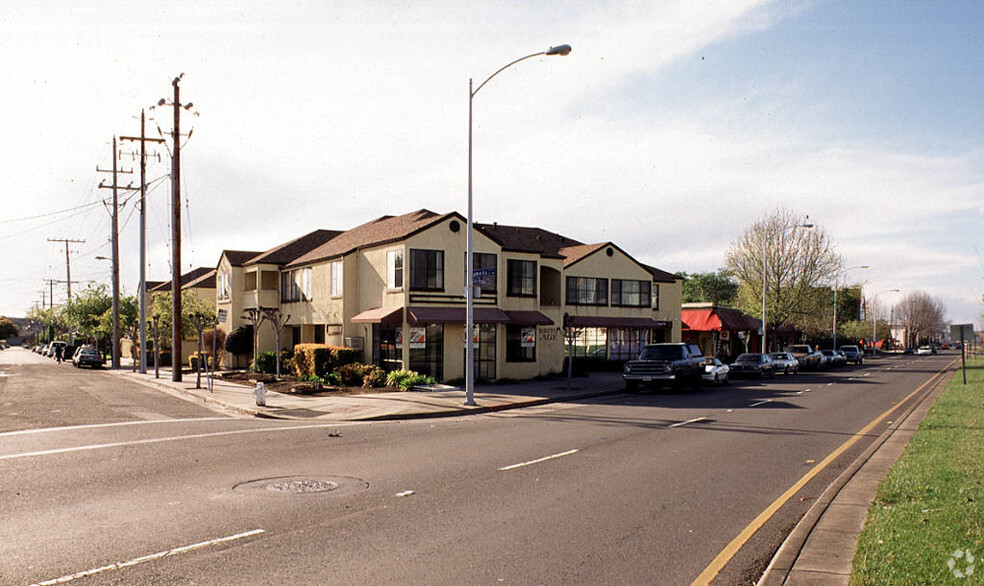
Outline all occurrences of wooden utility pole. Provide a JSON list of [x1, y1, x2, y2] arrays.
[[97, 138, 132, 369], [47, 238, 85, 301], [171, 74, 184, 382], [121, 111, 165, 375]]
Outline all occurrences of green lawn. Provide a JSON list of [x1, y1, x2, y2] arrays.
[[851, 357, 984, 585]]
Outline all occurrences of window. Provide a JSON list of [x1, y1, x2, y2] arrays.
[[410, 249, 444, 291], [245, 271, 257, 291], [409, 323, 443, 380], [373, 323, 403, 372], [387, 250, 403, 289], [217, 273, 231, 301], [611, 279, 651, 307], [566, 276, 608, 306], [653, 283, 660, 311], [331, 261, 343, 297], [466, 252, 497, 294], [506, 325, 536, 362], [280, 267, 312, 302], [507, 259, 536, 297]]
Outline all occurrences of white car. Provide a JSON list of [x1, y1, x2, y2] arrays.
[[768, 352, 800, 374], [702, 358, 730, 385], [916, 346, 933, 355]]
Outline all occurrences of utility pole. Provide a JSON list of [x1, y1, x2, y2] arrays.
[[47, 238, 85, 301], [97, 138, 133, 369], [121, 111, 165, 375]]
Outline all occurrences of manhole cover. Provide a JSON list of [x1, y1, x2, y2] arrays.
[[266, 479, 338, 493], [234, 476, 368, 496]]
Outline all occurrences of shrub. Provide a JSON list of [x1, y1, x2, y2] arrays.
[[324, 371, 341, 386], [158, 350, 172, 367], [188, 352, 214, 371], [338, 362, 366, 387], [362, 365, 387, 388], [252, 351, 277, 374], [386, 369, 436, 391], [225, 325, 252, 358], [331, 346, 360, 369], [293, 344, 334, 378]]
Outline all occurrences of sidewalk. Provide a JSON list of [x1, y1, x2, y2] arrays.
[[108, 364, 628, 421]]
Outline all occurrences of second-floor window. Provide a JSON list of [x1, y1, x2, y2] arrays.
[[387, 249, 403, 289], [410, 249, 444, 291], [566, 276, 608, 306], [507, 259, 536, 297], [611, 279, 651, 307], [331, 261, 343, 297], [217, 273, 231, 301], [280, 267, 312, 302]]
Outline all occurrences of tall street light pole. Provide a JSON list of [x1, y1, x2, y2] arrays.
[[832, 265, 868, 350], [761, 220, 813, 353], [465, 44, 571, 407], [870, 288, 899, 354]]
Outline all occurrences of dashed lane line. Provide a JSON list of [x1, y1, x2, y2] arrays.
[[499, 449, 579, 471], [668, 417, 709, 429]]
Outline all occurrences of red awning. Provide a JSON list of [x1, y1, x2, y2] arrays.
[[681, 308, 760, 332], [407, 306, 511, 324], [505, 310, 554, 326], [569, 316, 670, 329], [350, 306, 403, 324]]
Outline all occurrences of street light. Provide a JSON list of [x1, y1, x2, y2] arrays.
[[761, 219, 813, 353], [832, 265, 868, 350], [869, 288, 899, 354], [465, 44, 571, 407]]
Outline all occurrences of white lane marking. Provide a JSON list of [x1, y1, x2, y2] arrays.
[[0, 418, 229, 438], [668, 416, 709, 429], [499, 449, 579, 471], [31, 529, 265, 585], [827, 382, 835, 386], [749, 400, 770, 408], [0, 422, 365, 461], [395, 490, 416, 497]]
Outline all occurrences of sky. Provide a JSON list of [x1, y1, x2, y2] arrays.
[[2, 0, 982, 330]]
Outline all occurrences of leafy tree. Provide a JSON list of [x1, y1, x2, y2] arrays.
[[838, 320, 871, 345], [149, 290, 215, 349], [62, 283, 112, 343], [680, 270, 738, 306], [225, 325, 253, 361], [725, 208, 841, 345], [0, 316, 19, 339]]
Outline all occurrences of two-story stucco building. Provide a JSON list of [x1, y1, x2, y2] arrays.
[[215, 209, 683, 382]]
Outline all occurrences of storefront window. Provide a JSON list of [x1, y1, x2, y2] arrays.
[[373, 324, 402, 372], [506, 325, 536, 362], [410, 323, 443, 380]]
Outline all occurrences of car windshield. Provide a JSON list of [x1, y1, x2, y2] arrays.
[[769, 353, 787, 360], [736, 354, 761, 362], [639, 346, 683, 361]]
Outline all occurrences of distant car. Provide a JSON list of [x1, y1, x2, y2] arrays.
[[840, 345, 864, 365], [916, 346, 933, 355], [703, 358, 730, 385], [72, 345, 104, 369], [768, 352, 799, 374], [731, 353, 776, 378], [785, 344, 823, 371], [819, 349, 845, 367]]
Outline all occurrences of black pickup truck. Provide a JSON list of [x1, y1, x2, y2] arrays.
[[622, 343, 706, 390]]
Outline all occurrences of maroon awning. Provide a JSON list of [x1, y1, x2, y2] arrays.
[[505, 310, 554, 325], [407, 306, 511, 324], [569, 316, 670, 329], [350, 306, 404, 324]]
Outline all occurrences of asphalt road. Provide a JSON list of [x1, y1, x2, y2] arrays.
[[0, 347, 956, 585]]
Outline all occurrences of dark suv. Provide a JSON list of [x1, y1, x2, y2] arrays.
[[623, 343, 706, 390]]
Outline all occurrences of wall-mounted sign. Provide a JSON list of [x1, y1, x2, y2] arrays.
[[395, 329, 403, 349], [216, 309, 228, 324], [719, 330, 730, 341], [521, 327, 536, 348]]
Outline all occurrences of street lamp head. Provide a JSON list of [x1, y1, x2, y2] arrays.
[[545, 44, 572, 56]]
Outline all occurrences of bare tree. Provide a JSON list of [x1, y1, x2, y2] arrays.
[[894, 291, 946, 347], [241, 308, 264, 373], [725, 208, 841, 348], [261, 307, 291, 378]]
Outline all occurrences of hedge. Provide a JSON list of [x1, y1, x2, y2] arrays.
[[292, 344, 360, 378]]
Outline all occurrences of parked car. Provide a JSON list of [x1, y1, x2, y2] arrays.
[[768, 352, 799, 374], [785, 344, 823, 370], [623, 343, 706, 390], [840, 345, 864, 365], [916, 346, 933, 355], [730, 353, 776, 378], [48, 341, 68, 360], [819, 349, 845, 367], [702, 358, 730, 385], [72, 345, 105, 369]]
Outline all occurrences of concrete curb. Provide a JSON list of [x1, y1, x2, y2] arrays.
[[757, 361, 957, 585]]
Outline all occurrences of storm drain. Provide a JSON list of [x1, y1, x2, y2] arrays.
[[234, 476, 368, 496]]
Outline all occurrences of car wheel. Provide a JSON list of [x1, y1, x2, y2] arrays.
[[713, 374, 719, 384], [722, 374, 729, 385]]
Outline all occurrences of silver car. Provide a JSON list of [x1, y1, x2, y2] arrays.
[[768, 352, 799, 375], [702, 358, 730, 385]]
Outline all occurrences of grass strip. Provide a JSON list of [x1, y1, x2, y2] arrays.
[[851, 357, 983, 584]]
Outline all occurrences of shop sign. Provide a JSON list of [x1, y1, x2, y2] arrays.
[[409, 327, 427, 349], [521, 327, 536, 348]]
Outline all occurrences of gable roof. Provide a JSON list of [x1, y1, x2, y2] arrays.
[[558, 242, 609, 267], [287, 209, 459, 267], [222, 249, 262, 268], [474, 223, 583, 259], [245, 229, 344, 267], [150, 267, 216, 292], [642, 264, 683, 284]]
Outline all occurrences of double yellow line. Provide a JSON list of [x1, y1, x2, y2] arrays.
[[691, 362, 954, 585]]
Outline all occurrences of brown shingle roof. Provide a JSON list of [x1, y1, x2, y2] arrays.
[[245, 229, 344, 267], [474, 223, 582, 258], [287, 209, 458, 267], [222, 250, 262, 267], [642, 264, 683, 284], [150, 267, 215, 292], [558, 242, 609, 267]]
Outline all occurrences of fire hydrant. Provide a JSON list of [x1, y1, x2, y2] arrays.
[[254, 382, 267, 407]]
